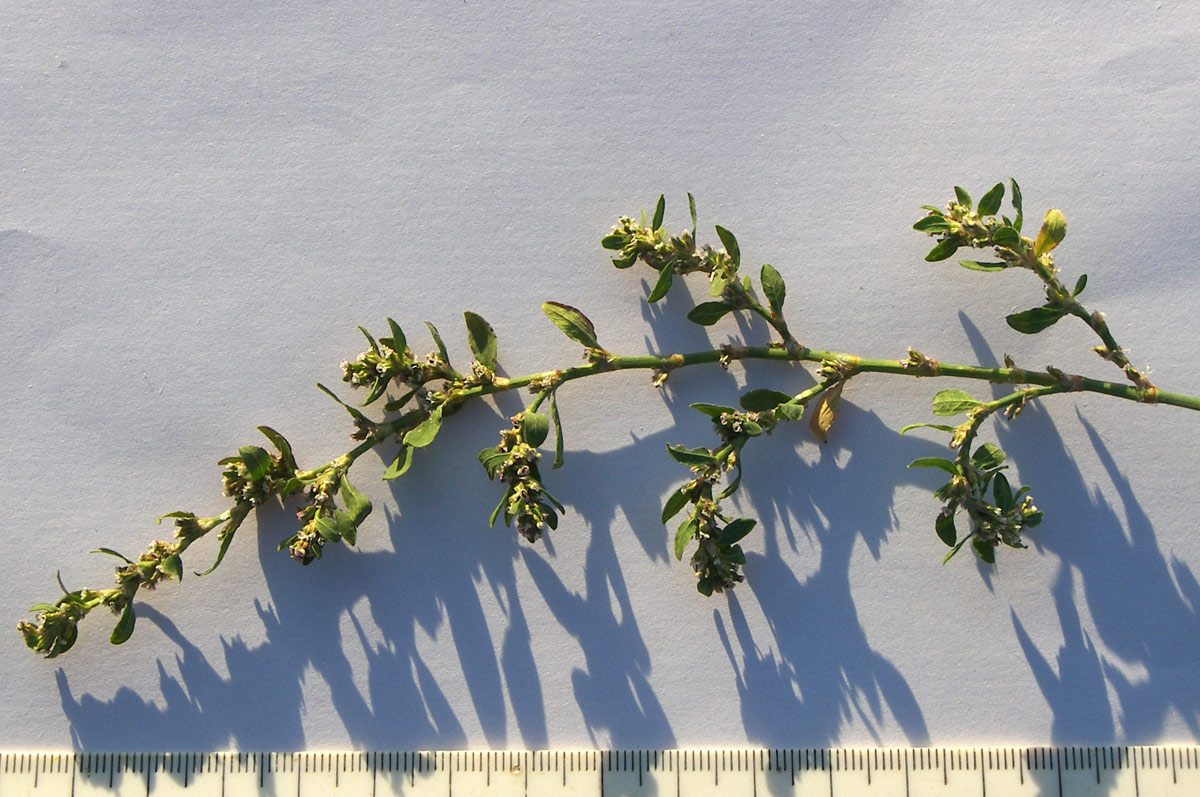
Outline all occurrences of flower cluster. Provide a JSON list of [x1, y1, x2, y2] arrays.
[[601, 214, 736, 287], [479, 412, 563, 543]]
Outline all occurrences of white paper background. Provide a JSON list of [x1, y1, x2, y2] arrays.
[[4, 1, 1200, 751]]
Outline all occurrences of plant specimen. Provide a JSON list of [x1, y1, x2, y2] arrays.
[[19, 182, 1200, 658]]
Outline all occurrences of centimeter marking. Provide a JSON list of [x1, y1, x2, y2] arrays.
[[1, 747, 1198, 796]]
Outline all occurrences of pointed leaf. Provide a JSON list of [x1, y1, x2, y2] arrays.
[[661, 486, 691, 524], [931, 389, 981, 416], [935, 512, 958, 547], [257, 426, 297, 472], [688, 193, 697, 232], [925, 239, 960, 262], [809, 382, 844, 443], [1034, 209, 1067, 256], [463, 311, 498, 369], [1006, 306, 1065, 334], [666, 444, 717, 466], [424, 321, 452, 366], [159, 553, 183, 581], [958, 260, 1007, 273], [993, 472, 1014, 511], [541, 301, 600, 349], [647, 266, 673, 303], [717, 458, 743, 499], [314, 516, 342, 542], [760, 263, 786, 315], [611, 252, 637, 269], [973, 537, 996, 564], [384, 317, 407, 354], [384, 444, 415, 480], [686, 301, 732, 326], [674, 516, 696, 561], [404, 407, 443, 448], [913, 215, 951, 233], [908, 457, 960, 476], [651, 195, 665, 231], [954, 186, 972, 208], [690, 403, 736, 419], [718, 517, 757, 546], [1073, 273, 1088, 296], [358, 326, 381, 354], [898, 422, 958, 435], [1010, 178, 1024, 231], [740, 388, 793, 411], [977, 182, 1005, 216], [237, 446, 272, 482], [110, 604, 136, 646], [339, 475, 372, 526], [92, 547, 133, 564], [195, 509, 247, 576], [549, 390, 565, 469], [317, 383, 371, 425], [714, 225, 740, 266]]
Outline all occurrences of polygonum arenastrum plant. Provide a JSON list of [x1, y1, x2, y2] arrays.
[[20, 182, 1200, 657]]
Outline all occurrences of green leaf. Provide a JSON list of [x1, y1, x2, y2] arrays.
[[362, 377, 389, 406], [110, 604, 136, 646], [954, 186, 972, 208], [404, 407, 443, 448], [488, 488, 509, 527], [898, 422, 958, 435], [28, 603, 56, 613], [159, 553, 183, 581], [714, 225, 740, 266], [385, 317, 407, 354], [696, 577, 714, 597], [1010, 178, 1024, 231], [317, 383, 371, 425], [425, 321, 452, 366], [314, 516, 342, 542], [773, 402, 804, 422], [383, 444, 415, 480], [741, 420, 763, 437], [522, 412, 550, 447], [195, 508, 247, 576], [541, 301, 600, 349], [334, 508, 357, 545], [601, 233, 626, 250], [237, 445, 272, 482], [958, 260, 1007, 272], [339, 475, 372, 526], [688, 193, 697, 232], [463, 311, 498, 369], [925, 239, 960, 262], [687, 301, 732, 326], [973, 537, 996, 564], [760, 263, 786, 315], [931, 389, 981, 416], [1034, 209, 1067, 256], [740, 389, 793, 411], [478, 446, 508, 478], [647, 266, 673, 303], [690, 403, 736, 419], [666, 444, 717, 466], [935, 512, 957, 547], [972, 443, 1006, 470], [993, 472, 1013, 511], [674, 516, 696, 561], [92, 547, 133, 564], [611, 252, 638, 269], [549, 390, 564, 469], [1073, 273, 1088, 296], [717, 459, 743, 499], [718, 517, 757, 546], [651, 195, 665, 231], [977, 182, 1005, 216], [913, 215, 951, 233], [662, 486, 691, 524], [1006, 306, 1065, 334], [991, 226, 1020, 248], [908, 457, 960, 476], [257, 426, 297, 472], [358, 326, 381, 354]]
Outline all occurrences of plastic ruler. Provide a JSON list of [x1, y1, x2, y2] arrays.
[[2, 747, 1199, 796]]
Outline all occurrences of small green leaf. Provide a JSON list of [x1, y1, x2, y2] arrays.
[[717, 459, 743, 499], [195, 508, 247, 576], [159, 553, 183, 581], [92, 547, 133, 564], [425, 321, 452, 366], [908, 457, 960, 476], [601, 233, 626, 250], [666, 444, 717, 466], [662, 486, 691, 524], [317, 383, 371, 425], [385, 317, 407, 354], [958, 260, 1007, 272], [993, 472, 1014, 511], [690, 403, 736, 419], [478, 446, 508, 478], [741, 420, 763, 437], [334, 508, 357, 545], [488, 488, 509, 527], [1073, 273, 1088, 296], [339, 475, 372, 526], [541, 301, 600, 349], [314, 516, 342, 542], [1006, 306, 1065, 334], [991, 226, 1020, 248], [898, 422, 958, 435], [384, 445, 415, 480], [925, 239, 960, 262], [972, 443, 1006, 470], [647, 266, 673, 303], [549, 390, 564, 470], [740, 389, 793, 411], [362, 377, 389, 406], [674, 516, 696, 561], [687, 301, 732, 326], [973, 537, 996, 564], [934, 512, 957, 547], [696, 577, 714, 597], [913, 215, 951, 233], [522, 412, 550, 447], [405, 408, 443, 449], [463, 311, 498, 369], [1010, 178, 1024, 231], [358, 326, 381, 354], [651, 195, 666, 231], [954, 186, 972, 208], [977, 182, 1005, 216], [257, 426, 297, 472], [773, 403, 804, 422], [688, 193, 697, 232], [714, 225, 740, 266], [237, 446, 272, 482], [931, 389, 981, 416], [760, 263, 786, 315], [1034, 209, 1067, 256], [718, 517, 757, 546], [28, 603, 56, 612], [611, 252, 638, 269], [110, 604, 136, 646]]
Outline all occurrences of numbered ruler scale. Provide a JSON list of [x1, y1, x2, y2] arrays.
[[2, 747, 1198, 796]]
